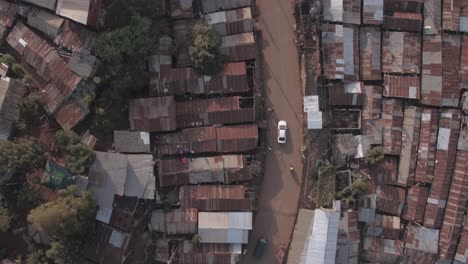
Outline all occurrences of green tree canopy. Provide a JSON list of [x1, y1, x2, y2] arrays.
[[16, 95, 42, 130], [54, 130, 95, 174], [189, 21, 222, 75], [26, 249, 50, 264], [0, 54, 15, 66], [0, 139, 46, 175], [0, 206, 11, 232]]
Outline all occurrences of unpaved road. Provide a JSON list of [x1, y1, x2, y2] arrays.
[[243, 0, 304, 263]]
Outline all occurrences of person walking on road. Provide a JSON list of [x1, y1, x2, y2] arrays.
[[290, 165, 294, 172]]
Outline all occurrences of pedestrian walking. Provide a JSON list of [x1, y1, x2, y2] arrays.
[[268, 146, 272, 151], [267, 108, 275, 112], [290, 165, 294, 172]]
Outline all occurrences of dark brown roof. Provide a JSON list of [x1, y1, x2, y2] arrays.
[[360, 26, 381, 80], [170, 0, 195, 20], [382, 99, 404, 155], [328, 82, 364, 106], [383, 75, 420, 100], [384, 0, 423, 13], [383, 12, 423, 32], [179, 185, 252, 211], [421, 34, 443, 106], [382, 31, 421, 74], [82, 222, 130, 264], [398, 106, 422, 186], [438, 150, 468, 261], [455, 217, 468, 263], [424, 109, 461, 229], [129, 96, 177, 132], [53, 97, 88, 130], [461, 35, 468, 81], [362, 85, 382, 120], [401, 185, 429, 223], [442, 0, 468, 31], [414, 108, 439, 183], [176, 240, 241, 264], [173, 19, 198, 67], [176, 96, 255, 128], [375, 185, 406, 216], [156, 124, 258, 155], [365, 214, 401, 240], [442, 33, 461, 107], [367, 156, 398, 185], [220, 32, 256, 62], [362, 237, 403, 264], [151, 209, 198, 235]]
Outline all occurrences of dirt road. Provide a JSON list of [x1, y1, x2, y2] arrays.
[[243, 0, 304, 263]]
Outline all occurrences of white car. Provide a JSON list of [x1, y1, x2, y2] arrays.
[[278, 120, 287, 143]]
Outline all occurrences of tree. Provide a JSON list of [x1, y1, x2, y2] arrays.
[[0, 206, 11, 232], [16, 184, 41, 209], [27, 186, 97, 264], [0, 54, 15, 66], [26, 249, 50, 264], [12, 63, 25, 77], [189, 21, 222, 75], [0, 139, 46, 175], [90, 107, 112, 144], [54, 131, 95, 174], [16, 95, 42, 130], [363, 146, 384, 165], [192, 234, 201, 245]]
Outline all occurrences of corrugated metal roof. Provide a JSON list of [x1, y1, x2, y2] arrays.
[[198, 212, 252, 244], [461, 35, 468, 81], [179, 185, 252, 211], [363, 119, 383, 145], [201, 0, 251, 14], [366, 156, 398, 185], [328, 82, 363, 106], [176, 97, 255, 128], [114, 131, 151, 153], [27, 7, 64, 40], [384, 0, 423, 13], [220, 32, 256, 62], [360, 27, 381, 80], [124, 154, 154, 199], [177, 241, 241, 264], [364, 214, 400, 240], [362, 85, 382, 120], [401, 185, 429, 223], [403, 225, 438, 263], [398, 106, 422, 186], [88, 151, 128, 224], [424, 0, 441, 34], [53, 97, 88, 129], [455, 216, 468, 263], [205, 7, 253, 36], [362, 237, 403, 263], [22, 0, 56, 11], [55, 0, 91, 25], [173, 19, 197, 67], [421, 34, 443, 106], [360, 185, 405, 216], [67, 49, 100, 79], [443, 0, 461, 31], [82, 222, 130, 264], [158, 155, 251, 187], [461, 7, 468, 32], [383, 75, 420, 99], [151, 209, 198, 235], [383, 12, 423, 32], [323, 0, 361, 24], [322, 24, 359, 80], [382, 31, 421, 74], [424, 109, 460, 229], [170, 0, 194, 20], [415, 108, 439, 183], [0, 78, 26, 141], [336, 211, 359, 264], [438, 150, 468, 261], [442, 33, 461, 107], [382, 99, 403, 155], [53, 20, 96, 51], [129, 96, 177, 132], [0, 0, 17, 45], [362, 0, 383, 25]]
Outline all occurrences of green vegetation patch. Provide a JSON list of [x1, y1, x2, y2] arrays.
[[316, 165, 336, 208]]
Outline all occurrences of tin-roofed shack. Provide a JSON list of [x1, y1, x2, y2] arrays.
[[442, 33, 461, 107], [362, 237, 403, 264], [158, 155, 252, 187], [360, 27, 381, 80], [401, 185, 429, 223], [421, 34, 443, 106], [438, 150, 468, 261], [322, 0, 361, 24], [360, 185, 406, 216], [179, 185, 252, 211], [455, 216, 468, 263], [114, 131, 151, 153], [205, 7, 253, 36], [170, 0, 195, 20], [198, 212, 252, 244], [362, 85, 382, 120], [55, 0, 100, 28], [362, 0, 383, 25], [383, 12, 423, 32], [382, 99, 403, 155], [382, 31, 421, 74], [366, 156, 398, 185], [383, 75, 420, 100], [330, 109, 361, 130], [328, 82, 363, 106], [424, 109, 461, 229], [336, 210, 359, 264], [201, 0, 251, 14], [53, 20, 96, 51], [403, 225, 438, 263], [156, 124, 258, 155], [220, 32, 256, 62], [173, 19, 198, 67], [363, 119, 383, 145], [27, 7, 64, 40], [0, 1, 17, 44], [0, 78, 27, 141], [364, 214, 401, 240], [129, 96, 177, 132], [414, 108, 439, 183], [175, 96, 255, 128], [151, 209, 198, 235], [442, 0, 468, 31], [22, 0, 56, 11], [424, 0, 441, 34], [461, 35, 468, 82], [398, 106, 422, 186], [177, 240, 242, 264], [322, 24, 359, 80]]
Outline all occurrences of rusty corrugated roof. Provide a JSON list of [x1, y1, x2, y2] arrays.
[[176, 240, 241, 264], [173, 19, 198, 67], [179, 185, 252, 211], [362, 236, 403, 264], [398, 106, 422, 186], [415, 108, 439, 183], [360, 26, 381, 80], [216, 124, 258, 152], [455, 217, 468, 262], [365, 214, 401, 240], [382, 31, 421, 74], [362, 0, 383, 25], [438, 150, 468, 261], [384, 0, 423, 13], [366, 156, 398, 185], [383, 12, 423, 32], [401, 185, 429, 223], [129, 96, 177, 132], [382, 99, 403, 155], [151, 209, 198, 235], [421, 34, 443, 106], [53, 20, 96, 51], [383, 75, 420, 100], [362, 85, 382, 120], [176, 96, 255, 128], [205, 7, 253, 36], [53, 97, 88, 129], [442, 33, 461, 107], [328, 82, 364, 106], [461, 35, 468, 81], [424, 109, 461, 229], [403, 225, 438, 264], [220, 32, 256, 62]]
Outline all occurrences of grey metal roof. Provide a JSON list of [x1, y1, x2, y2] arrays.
[[22, 0, 56, 11], [0, 78, 26, 140], [198, 212, 252, 244], [67, 49, 100, 79], [114, 130, 151, 153], [27, 7, 64, 40], [124, 154, 154, 199], [55, 0, 90, 25]]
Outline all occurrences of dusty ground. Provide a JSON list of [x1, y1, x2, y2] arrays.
[[242, 0, 304, 263]]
